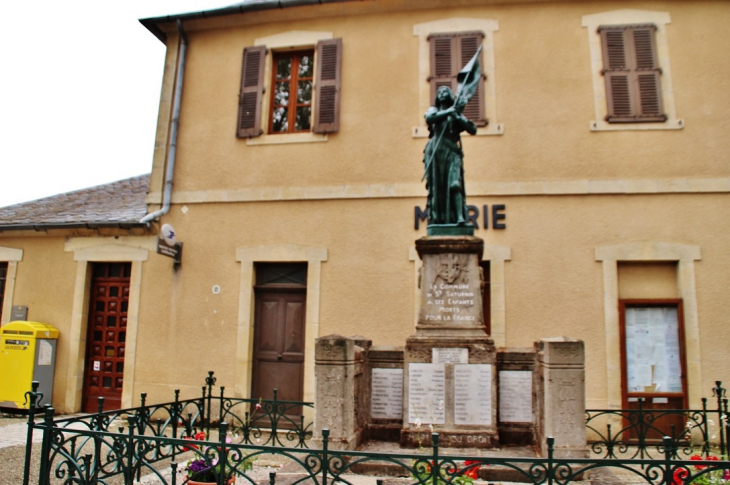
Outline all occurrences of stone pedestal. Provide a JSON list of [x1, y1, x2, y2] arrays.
[[401, 236, 498, 448], [312, 334, 371, 450], [535, 337, 588, 458]]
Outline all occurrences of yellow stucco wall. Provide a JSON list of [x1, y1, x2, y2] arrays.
[[2, 0, 729, 415], [0, 237, 78, 409]]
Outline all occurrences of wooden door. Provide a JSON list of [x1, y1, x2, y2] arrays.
[[251, 289, 306, 404], [82, 263, 131, 412], [620, 300, 688, 441]]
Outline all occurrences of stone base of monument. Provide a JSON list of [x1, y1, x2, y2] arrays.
[[400, 236, 499, 448], [401, 334, 498, 448]]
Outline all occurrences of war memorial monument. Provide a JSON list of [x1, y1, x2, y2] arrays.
[[313, 49, 587, 457]]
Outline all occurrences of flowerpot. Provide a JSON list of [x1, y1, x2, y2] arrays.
[[187, 477, 235, 485]]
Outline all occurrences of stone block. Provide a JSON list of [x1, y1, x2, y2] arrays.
[[535, 337, 588, 458], [313, 334, 371, 450]]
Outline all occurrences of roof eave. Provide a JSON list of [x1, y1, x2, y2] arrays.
[[139, 0, 358, 43], [0, 221, 149, 233]]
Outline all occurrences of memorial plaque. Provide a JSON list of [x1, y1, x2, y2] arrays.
[[371, 368, 403, 419], [432, 347, 468, 364], [408, 363, 446, 424], [421, 253, 480, 325], [454, 364, 492, 425], [499, 370, 533, 423]]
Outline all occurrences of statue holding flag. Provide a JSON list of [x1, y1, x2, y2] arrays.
[[422, 46, 482, 235]]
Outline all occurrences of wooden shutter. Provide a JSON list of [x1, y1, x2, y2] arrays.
[[600, 25, 665, 123], [429, 34, 458, 103], [458, 33, 486, 125], [313, 38, 342, 133], [237, 45, 266, 138], [428, 32, 486, 126]]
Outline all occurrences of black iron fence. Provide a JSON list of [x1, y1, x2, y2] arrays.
[[586, 381, 730, 460], [21, 374, 730, 485], [22, 371, 313, 485], [23, 413, 730, 485]]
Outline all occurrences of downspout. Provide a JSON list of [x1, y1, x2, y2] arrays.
[[141, 20, 188, 224]]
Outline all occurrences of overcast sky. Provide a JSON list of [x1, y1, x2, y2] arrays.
[[0, 1, 229, 208]]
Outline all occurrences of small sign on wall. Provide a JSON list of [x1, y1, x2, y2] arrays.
[[11, 306, 28, 321]]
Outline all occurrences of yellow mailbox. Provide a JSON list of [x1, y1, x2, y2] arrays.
[[0, 321, 59, 409]]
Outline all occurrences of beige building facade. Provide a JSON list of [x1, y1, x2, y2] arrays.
[[0, 0, 728, 422]]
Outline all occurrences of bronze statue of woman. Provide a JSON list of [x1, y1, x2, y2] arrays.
[[423, 85, 477, 227]]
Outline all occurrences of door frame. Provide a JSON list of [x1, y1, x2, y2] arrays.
[[235, 244, 327, 420], [595, 241, 702, 410], [64, 237, 153, 413]]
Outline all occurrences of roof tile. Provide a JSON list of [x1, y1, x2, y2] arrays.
[[0, 175, 150, 226]]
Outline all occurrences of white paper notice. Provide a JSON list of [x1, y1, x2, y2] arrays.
[[499, 370, 533, 423], [626, 307, 683, 394], [408, 364, 446, 424], [37, 340, 52, 366], [371, 368, 403, 419], [432, 348, 468, 364], [454, 364, 492, 425]]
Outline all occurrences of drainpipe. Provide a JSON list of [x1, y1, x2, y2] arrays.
[[141, 20, 188, 224]]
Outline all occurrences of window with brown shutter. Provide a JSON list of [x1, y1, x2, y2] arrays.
[[428, 31, 487, 126], [599, 24, 666, 123], [237, 45, 267, 138], [237, 38, 342, 138]]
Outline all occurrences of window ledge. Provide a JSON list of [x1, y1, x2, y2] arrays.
[[246, 132, 328, 146], [590, 119, 684, 132], [412, 124, 504, 138]]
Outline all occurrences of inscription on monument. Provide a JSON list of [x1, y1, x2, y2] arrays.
[[498, 370, 533, 423], [454, 364, 492, 425], [423, 253, 478, 324], [432, 347, 468, 364], [408, 363, 446, 424], [371, 368, 403, 419]]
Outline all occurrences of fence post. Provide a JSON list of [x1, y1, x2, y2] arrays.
[[38, 406, 55, 485], [219, 385, 226, 425], [172, 389, 180, 461], [701, 398, 710, 458], [604, 424, 614, 459], [720, 399, 730, 460], [713, 382, 726, 457], [92, 397, 105, 483], [218, 422, 229, 485], [22, 381, 41, 485], [637, 398, 648, 460], [431, 433, 440, 485], [272, 389, 279, 446], [126, 415, 137, 485], [546, 436, 554, 485], [662, 436, 674, 485], [205, 371, 216, 437], [139, 392, 148, 434], [321, 428, 329, 485]]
